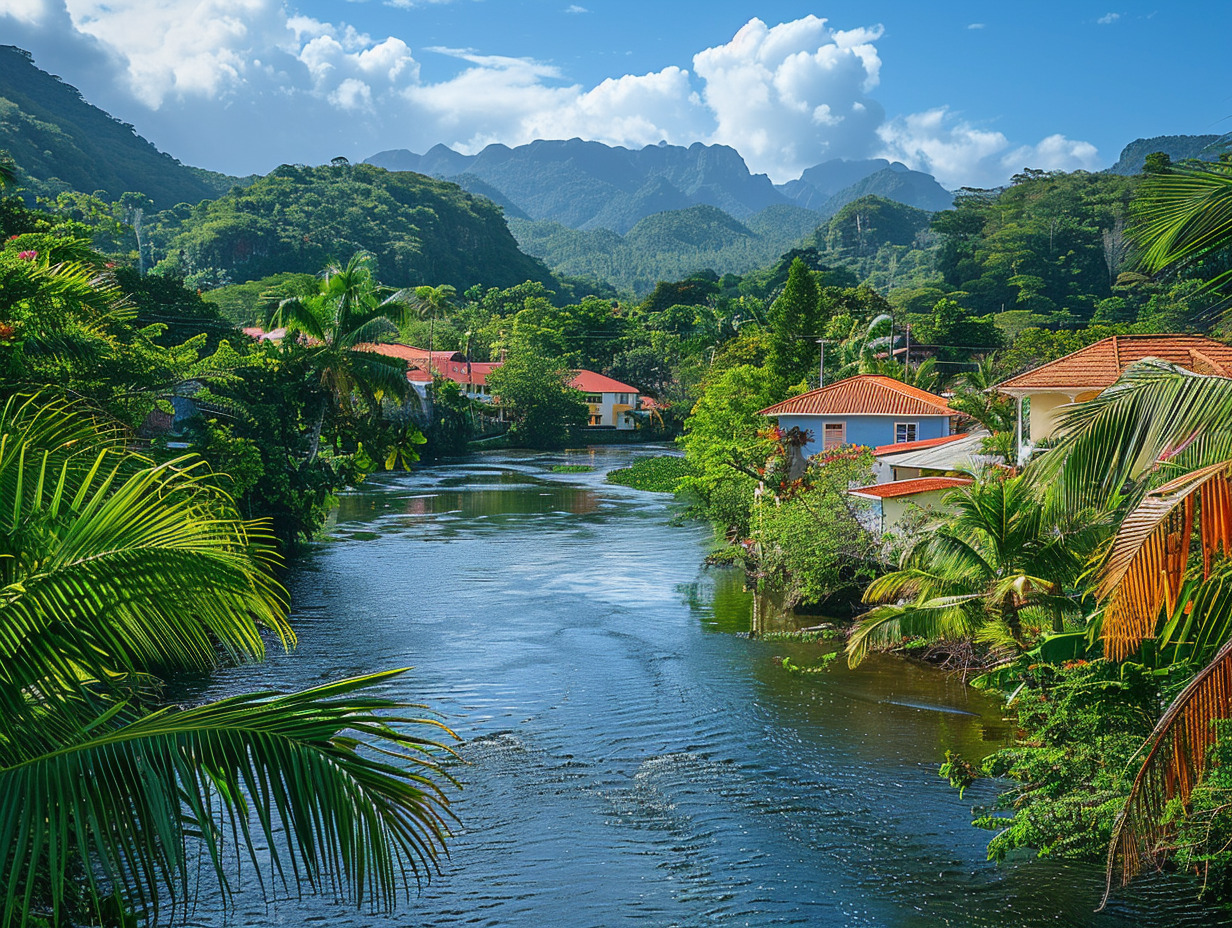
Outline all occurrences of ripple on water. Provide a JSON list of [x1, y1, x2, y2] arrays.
[[183, 449, 1230, 928]]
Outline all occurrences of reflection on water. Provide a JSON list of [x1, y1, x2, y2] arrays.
[[186, 447, 1228, 927]]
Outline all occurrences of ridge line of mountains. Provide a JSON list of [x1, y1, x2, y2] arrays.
[[2, 42, 1228, 296]]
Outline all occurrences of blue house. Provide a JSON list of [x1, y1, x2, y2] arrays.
[[758, 374, 954, 459]]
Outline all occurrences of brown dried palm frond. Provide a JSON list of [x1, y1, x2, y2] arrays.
[[1102, 636, 1232, 908], [1096, 461, 1232, 659]]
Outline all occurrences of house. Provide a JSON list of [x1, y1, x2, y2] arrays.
[[758, 374, 956, 459], [872, 430, 998, 483], [570, 370, 641, 429], [850, 476, 973, 534], [995, 335, 1232, 463]]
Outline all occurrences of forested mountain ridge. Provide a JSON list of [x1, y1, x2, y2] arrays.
[[368, 139, 788, 233], [509, 203, 824, 295], [0, 45, 250, 207], [365, 139, 953, 234], [146, 162, 555, 291], [1108, 134, 1228, 175]]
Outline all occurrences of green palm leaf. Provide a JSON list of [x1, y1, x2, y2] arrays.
[[0, 672, 455, 927]]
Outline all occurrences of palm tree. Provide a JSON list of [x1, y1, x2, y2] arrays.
[[847, 471, 1101, 667], [406, 284, 457, 357], [0, 393, 453, 925], [1034, 361, 1232, 904], [273, 252, 412, 460]]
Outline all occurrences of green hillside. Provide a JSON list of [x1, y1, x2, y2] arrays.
[[147, 162, 554, 290], [510, 203, 823, 295], [0, 45, 246, 207]]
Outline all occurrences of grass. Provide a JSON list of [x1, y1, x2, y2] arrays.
[[605, 455, 692, 493], [551, 464, 593, 473]]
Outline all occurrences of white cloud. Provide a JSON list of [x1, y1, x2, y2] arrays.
[[0, 4, 1099, 188], [967, 23, 985, 30], [691, 16, 885, 179], [1097, 12, 1121, 24], [564, 4, 588, 12], [878, 107, 1100, 188]]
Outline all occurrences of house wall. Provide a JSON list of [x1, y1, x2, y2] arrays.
[[774, 414, 950, 459], [587, 392, 640, 429], [1025, 390, 1101, 442], [882, 489, 962, 532]]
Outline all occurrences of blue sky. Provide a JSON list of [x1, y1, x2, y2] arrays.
[[2, 1, 1227, 187]]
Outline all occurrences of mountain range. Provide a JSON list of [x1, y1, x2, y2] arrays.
[[364, 141, 956, 235]]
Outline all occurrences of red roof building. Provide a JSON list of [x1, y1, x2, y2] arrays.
[[759, 375, 953, 418], [995, 334, 1232, 461], [850, 476, 973, 534]]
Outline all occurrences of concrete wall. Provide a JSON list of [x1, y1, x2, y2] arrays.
[[774, 414, 950, 459]]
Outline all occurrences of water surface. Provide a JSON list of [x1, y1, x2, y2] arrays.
[[191, 447, 1226, 927]]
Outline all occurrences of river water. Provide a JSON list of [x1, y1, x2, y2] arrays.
[[188, 447, 1227, 927]]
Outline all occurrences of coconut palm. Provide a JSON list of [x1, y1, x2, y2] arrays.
[[405, 284, 457, 357], [0, 394, 453, 925], [1034, 361, 1232, 904], [847, 471, 1102, 667], [273, 252, 413, 460]]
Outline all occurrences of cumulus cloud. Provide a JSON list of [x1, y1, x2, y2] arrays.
[[967, 23, 985, 30], [0, 2, 1099, 187], [1097, 12, 1121, 24], [878, 108, 1101, 188], [691, 16, 885, 179], [564, 4, 588, 12]]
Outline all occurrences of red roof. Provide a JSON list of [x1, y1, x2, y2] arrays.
[[639, 395, 663, 410], [996, 335, 1232, 394], [241, 326, 286, 342], [851, 476, 973, 499], [759, 375, 953, 418], [873, 432, 968, 456], [570, 369, 639, 394]]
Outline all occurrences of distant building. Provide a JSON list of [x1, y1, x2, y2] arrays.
[[758, 374, 956, 459], [995, 335, 1232, 463], [569, 370, 641, 429], [356, 344, 645, 429]]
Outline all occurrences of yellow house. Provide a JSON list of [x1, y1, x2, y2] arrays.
[[996, 335, 1232, 463]]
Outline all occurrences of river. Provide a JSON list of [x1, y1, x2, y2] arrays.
[[187, 447, 1227, 927]]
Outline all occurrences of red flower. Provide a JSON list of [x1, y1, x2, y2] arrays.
[[17, 250, 37, 260]]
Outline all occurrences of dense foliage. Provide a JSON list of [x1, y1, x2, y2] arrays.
[[146, 162, 553, 291], [606, 455, 693, 492]]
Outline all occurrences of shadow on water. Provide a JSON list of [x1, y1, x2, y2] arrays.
[[181, 447, 1230, 928]]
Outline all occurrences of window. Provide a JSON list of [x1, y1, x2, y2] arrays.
[[583, 393, 603, 404], [823, 422, 846, 450], [895, 422, 918, 444]]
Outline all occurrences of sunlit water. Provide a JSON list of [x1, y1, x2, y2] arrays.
[[183, 447, 1228, 927]]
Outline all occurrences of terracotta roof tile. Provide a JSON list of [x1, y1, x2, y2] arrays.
[[873, 432, 969, 456], [996, 335, 1232, 393], [570, 369, 639, 394], [759, 375, 953, 418], [851, 476, 973, 499]]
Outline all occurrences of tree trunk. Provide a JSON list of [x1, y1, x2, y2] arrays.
[[1002, 591, 1026, 647], [307, 403, 326, 464]]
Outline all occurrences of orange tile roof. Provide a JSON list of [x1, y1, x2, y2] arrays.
[[873, 432, 968, 456], [759, 375, 953, 418], [570, 369, 639, 394], [851, 476, 973, 499], [996, 335, 1232, 393]]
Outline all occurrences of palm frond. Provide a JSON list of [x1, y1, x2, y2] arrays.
[[1094, 460, 1232, 659], [1132, 162, 1232, 288], [1102, 636, 1232, 908], [0, 672, 456, 926]]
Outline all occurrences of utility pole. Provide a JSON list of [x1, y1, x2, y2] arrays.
[[904, 323, 912, 376], [816, 338, 826, 388]]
